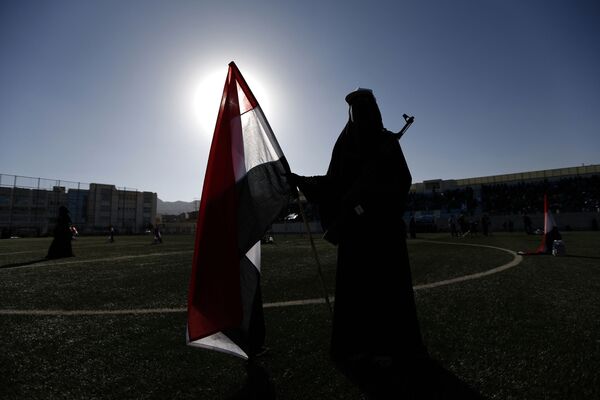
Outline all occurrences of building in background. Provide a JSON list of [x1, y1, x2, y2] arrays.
[[0, 174, 156, 237], [275, 164, 600, 233], [410, 164, 600, 194], [406, 164, 600, 232]]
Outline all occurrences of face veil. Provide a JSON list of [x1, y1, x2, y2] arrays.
[[345, 89, 384, 152]]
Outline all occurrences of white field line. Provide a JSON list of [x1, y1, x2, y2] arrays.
[[412, 240, 523, 290], [0, 242, 176, 256], [0, 308, 185, 316], [1, 251, 194, 268], [0, 250, 42, 256], [0, 299, 333, 316], [0, 241, 521, 317]]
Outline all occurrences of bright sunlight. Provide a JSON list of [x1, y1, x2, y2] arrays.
[[192, 66, 274, 136]]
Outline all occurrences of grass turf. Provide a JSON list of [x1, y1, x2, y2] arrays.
[[1, 231, 599, 399]]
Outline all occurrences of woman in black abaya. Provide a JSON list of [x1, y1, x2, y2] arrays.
[[46, 206, 74, 259], [291, 88, 426, 372]]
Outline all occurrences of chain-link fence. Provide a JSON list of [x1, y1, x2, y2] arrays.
[[0, 174, 155, 237]]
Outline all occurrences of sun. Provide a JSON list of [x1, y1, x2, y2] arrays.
[[192, 66, 273, 136], [192, 69, 226, 136]]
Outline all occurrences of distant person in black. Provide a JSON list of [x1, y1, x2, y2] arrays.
[[409, 215, 417, 239], [523, 214, 533, 234], [481, 214, 490, 236], [544, 226, 562, 254], [449, 215, 458, 237], [290, 88, 427, 391], [152, 225, 162, 244], [109, 225, 115, 243], [46, 206, 73, 259], [458, 213, 468, 235]]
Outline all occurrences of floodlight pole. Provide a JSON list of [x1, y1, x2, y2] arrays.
[[296, 196, 333, 316]]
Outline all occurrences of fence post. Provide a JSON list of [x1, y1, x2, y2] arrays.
[[55, 180, 60, 222], [7, 175, 17, 235], [76, 182, 80, 227], [109, 185, 113, 230], [122, 187, 125, 232], [35, 177, 41, 235]]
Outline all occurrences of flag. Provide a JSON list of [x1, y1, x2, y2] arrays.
[[519, 193, 557, 255], [534, 193, 557, 254], [187, 62, 292, 359]]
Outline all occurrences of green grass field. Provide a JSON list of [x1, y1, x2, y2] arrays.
[[1, 231, 599, 399]]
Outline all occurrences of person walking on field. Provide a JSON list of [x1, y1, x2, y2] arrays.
[[409, 214, 417, 239], [152, 225, 163, 244], [46, 206, 74, 259], [290, 88, 427, 395], [449, 214, 458, 237]]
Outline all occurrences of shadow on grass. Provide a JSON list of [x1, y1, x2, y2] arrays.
[[227, 356, 484, 399], [339, 355, 484, 399], [562, 254, 600, 260], [0, 258, 47, 269], [518, 253, 600, 260], [227, 361, 276, 400]]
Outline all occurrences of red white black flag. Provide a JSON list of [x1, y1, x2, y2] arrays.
[[534, 193, 557, 254], [187, 62, 291, 359], [519, 193, 558, 255]]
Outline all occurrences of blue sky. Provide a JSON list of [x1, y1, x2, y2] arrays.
[[1, 0, 599, 201]]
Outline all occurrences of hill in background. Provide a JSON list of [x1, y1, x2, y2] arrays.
[[157, 199, 197, 215]]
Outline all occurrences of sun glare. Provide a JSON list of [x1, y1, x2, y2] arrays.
[[192, 67, 273, 136]]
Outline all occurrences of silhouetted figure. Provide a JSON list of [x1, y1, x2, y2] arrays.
[[400, 218, 408, 239], [261, 230, 274, 244], [458, 213, 468, 236], [108, 225, 115, 243], [46, 206, 73, 259], [523, 214, 533, 234], [409, 215, 417, 239], [469, 218, 478, 236], [291, 88, 428, 396], [152, 225, 162, 244], [503, 218, 514, 233], [449, 215, 458, 237], [481, 214, 490, 236], [545, 226, 562, 255]]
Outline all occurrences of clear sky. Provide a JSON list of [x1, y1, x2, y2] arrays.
[[1, 0, 599, 201]]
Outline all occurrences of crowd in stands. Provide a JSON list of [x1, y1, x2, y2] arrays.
[[481, 176, 600, 214], [408, 187, 477, 213], [277, 175, 599, 225], [408, 175, 599, 215]]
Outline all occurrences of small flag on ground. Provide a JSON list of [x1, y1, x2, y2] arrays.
[[534, 193, 557, 254], [518, 193, 557, 255], [187, 62, 292, 359]]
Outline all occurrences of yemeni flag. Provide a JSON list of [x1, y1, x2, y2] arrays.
[[187, 62, 292, 359], [534, 193, 557, 254], [519, 193, 557, 255]]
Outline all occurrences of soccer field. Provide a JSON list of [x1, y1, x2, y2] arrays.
[[1, 232, 599, 399]]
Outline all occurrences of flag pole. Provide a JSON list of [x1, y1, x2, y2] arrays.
[[296, 196, 333, 316]]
